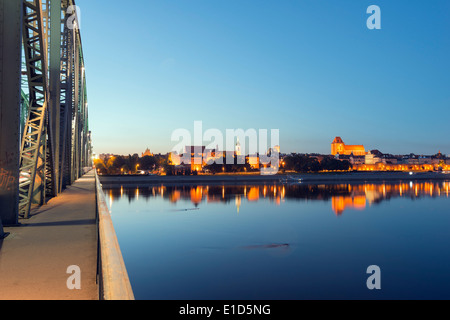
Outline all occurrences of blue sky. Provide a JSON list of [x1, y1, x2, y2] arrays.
[[77, 0, 450, 156]]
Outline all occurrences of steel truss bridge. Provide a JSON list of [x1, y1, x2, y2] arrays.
[[1, 0, 91, 226]]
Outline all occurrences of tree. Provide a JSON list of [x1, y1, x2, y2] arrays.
[[128, 154, 140, 173], [106, 156, 117, 175], [140, 156, 157, 170], [321, 157, 350, 171], [161, 158, 175, 175], [282, 154, 349, 172], [113, 156, 127, 171], [94, 158, 107, 175]]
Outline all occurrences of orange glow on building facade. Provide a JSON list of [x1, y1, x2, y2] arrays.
[[331, 137, 366, 156], [352, 162, 450, 172], [331, 137, 449, 172], [169, 146, 261, 172]]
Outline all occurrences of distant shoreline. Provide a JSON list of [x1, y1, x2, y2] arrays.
[[98, 172, 450, 188]]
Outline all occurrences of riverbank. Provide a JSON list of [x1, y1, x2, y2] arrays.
[[98, 171, 450, 188]]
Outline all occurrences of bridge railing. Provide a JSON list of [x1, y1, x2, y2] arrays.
[[95, 170, 135, 300]]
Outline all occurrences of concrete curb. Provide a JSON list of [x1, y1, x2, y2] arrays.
[[95, 171, 135, 300]]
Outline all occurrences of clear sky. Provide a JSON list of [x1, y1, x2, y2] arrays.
[[77, 0, 450, 156]]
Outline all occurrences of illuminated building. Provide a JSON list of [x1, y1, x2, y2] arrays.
[[350, 155, 365, 165], [169, 146, 224, 172], [331, 137, 366, 156], [248, 154, 260, 169], [365, 151, 381, 165], [330, 137, 449, 172], [141, 148, 153, 157], [235, 138, 242, 156], [268, 145, 281, 155], [168, 152, 181, 165]]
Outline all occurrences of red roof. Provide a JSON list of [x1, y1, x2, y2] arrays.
[[332, 137, 344, 144]]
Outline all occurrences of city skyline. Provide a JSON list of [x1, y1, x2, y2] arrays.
[[97, 136, 449, 158], [78, 0, 450, 156]]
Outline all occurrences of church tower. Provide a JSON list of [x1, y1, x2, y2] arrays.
[[235, 138, 242, 156], [331, 137, 366, 156], [331, 137, 345, 155]]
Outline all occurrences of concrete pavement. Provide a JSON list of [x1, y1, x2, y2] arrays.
[[0, 171, 99, 300]]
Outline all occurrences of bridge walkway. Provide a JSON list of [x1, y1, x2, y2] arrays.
[[0, 171, 99, 300]]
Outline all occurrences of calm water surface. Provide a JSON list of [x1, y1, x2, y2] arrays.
[[104, 181, 450, 300]]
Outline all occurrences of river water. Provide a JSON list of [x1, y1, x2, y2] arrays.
[[104, 180, 450, 300]]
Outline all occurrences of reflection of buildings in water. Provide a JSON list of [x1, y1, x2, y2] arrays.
[[235, 196, 241, 213], [330, 182, 450, 215], [331, 195, 366, 216], [190, 187, 203, 206], [247, 187, 259, 201], [364, 189, 381, 205], [169, 190, 181, 203], [109, 191, 113, 213], [105, 181, 450, 216]]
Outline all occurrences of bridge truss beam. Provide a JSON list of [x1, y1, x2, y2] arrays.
[[0, 0, 23, 226], [0, 0, 91, 222]]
